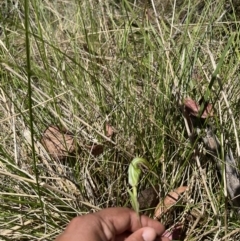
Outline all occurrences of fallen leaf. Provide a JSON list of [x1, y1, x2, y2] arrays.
[[184, 97, 213, 118], [138, 185, 159, 210], [41, 125, 77, 160], [105, 123, 114, 138], [163, 223, 185, 241], [184, 98, 199, 114], [200, 103, 213, 118], [154, 186, 188, 219], [85, 144, 104, 156]]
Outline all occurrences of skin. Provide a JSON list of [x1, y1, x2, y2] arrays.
[[55, 207, 170, 241]]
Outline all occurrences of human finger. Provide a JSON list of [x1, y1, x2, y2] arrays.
[[122, 227, 170, 241], [95, 207, 166, 236], [124, 227, 157, 241], [55, 207, 167, 241]]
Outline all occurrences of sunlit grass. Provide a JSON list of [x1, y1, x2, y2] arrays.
[[0, 0, 240, 240]]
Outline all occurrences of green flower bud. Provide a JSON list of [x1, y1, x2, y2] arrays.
[[128, 157, 151, 187], [128, 157, 151, 214]]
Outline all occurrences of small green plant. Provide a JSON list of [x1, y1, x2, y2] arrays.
[[128, 157, 151, 216]]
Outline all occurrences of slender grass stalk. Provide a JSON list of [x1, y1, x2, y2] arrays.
[[24, 0, 43, 211]]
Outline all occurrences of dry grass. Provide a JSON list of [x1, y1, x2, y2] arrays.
[[0, 0, 240, 240]]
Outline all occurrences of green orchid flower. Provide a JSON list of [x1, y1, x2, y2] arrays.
[[128, 157, 151, 215]]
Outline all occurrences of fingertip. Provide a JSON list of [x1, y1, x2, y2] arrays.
[[125, 227, 157, 241], [142, 227, 157, 241], [140, 215, 166, 236]]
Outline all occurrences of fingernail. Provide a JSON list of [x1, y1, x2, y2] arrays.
[[142, 227, 157, 241]]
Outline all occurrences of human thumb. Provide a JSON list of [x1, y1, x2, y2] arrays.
[[125, 227, 157, 241]]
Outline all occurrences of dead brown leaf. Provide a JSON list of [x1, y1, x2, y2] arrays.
[[105, 123, 114, 138], [163, 223, 185, 241], [184, 97, 213, 118], [184, 98, 199, 114], [138, 185, 159, 210], [154, 186, 188, 219], [85, 144, 104, 156], [41, 125, 77, 161]]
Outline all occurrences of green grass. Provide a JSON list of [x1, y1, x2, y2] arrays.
[[1, 0, 240, 240]]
